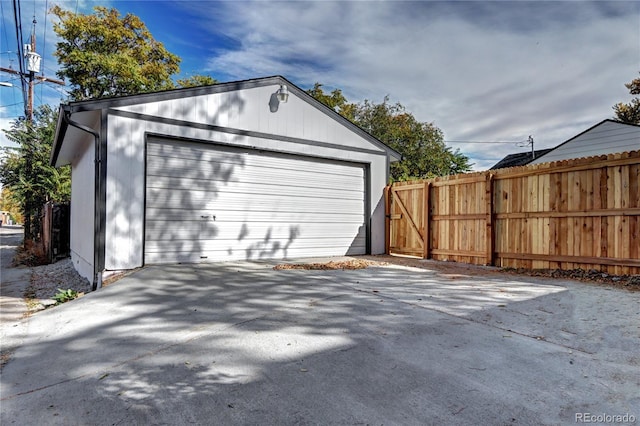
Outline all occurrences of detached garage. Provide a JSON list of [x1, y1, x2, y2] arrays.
[[51, 76, 400, 289]]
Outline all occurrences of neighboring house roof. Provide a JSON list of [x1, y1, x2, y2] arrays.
[[530, 119, 640, 165], [51, 75, 402, 167], [490, 149, 554, 170]]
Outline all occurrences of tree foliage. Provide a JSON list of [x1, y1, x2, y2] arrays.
[[51, 5, 181, 100], [308, 84, 471, 181], [176, 75, 218, 88], [306, 83, 356, 120], [0, 187, 23, 224], [613, 73, 640, 124], [0, 105, 70, 239]]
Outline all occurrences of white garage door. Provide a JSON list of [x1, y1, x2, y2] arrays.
[[144, 138, 367, 264]]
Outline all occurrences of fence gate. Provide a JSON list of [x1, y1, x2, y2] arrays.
[[385, 183, 429, 258]]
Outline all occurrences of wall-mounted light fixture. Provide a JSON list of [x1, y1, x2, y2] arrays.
[[276, 85, 289, 103]]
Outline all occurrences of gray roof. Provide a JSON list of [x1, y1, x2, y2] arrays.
[[490, 149, 554, 170]]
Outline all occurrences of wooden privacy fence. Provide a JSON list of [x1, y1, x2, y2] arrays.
[[41, 201, 70, 264], [385, 150, 640, 275]]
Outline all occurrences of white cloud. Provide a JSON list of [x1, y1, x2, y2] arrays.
[[190, 1, 639, 170], [2, 1, 637, 172]]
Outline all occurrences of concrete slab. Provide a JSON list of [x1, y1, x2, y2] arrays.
[[1, 261, 638, 425], [0, 227, 32, 367], [0, 227, 31, 324]]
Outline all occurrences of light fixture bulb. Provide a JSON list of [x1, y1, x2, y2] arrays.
[[277, 85, 289, 103]]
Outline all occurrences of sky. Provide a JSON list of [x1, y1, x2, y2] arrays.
[[1, 0, 638, 170]]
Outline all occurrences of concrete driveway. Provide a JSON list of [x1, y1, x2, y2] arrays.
[[1, 259, 638, 425]]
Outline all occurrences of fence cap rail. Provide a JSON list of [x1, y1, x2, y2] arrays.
[[389, 150, 640, 188]]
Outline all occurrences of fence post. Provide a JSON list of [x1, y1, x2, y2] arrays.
[[384, 185, 391, 255], [423, 181, 431, 259], [486, 173, 495, 266], [42, 202, 52, 264]]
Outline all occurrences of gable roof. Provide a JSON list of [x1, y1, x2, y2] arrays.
[[51, 75, 401, 166], [490, 149, 554, 170], [530, 119, 640, 165]]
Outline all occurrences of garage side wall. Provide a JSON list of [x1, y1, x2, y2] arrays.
[[70, 141, 95, 282], [104, 84, 390, 270]]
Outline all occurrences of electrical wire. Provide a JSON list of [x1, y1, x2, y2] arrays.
[[1, 2, 12, 59], [12, 0, 28, 116], [0, 102, 24, 108], [445, 140, 528, 144], [40, 0, 48, 103]]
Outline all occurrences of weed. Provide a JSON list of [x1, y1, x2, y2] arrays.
[[53, 288, 79, 304]]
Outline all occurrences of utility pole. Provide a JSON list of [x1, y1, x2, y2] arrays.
[[528, 135, 535, 159], [0, 18, 65, 121], [1, 17, 64, 240]]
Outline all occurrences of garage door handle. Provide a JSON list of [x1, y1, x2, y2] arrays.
[[201, 215, 216, 220]]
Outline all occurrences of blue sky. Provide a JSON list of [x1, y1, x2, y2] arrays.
[[1, 0, 638, 170]]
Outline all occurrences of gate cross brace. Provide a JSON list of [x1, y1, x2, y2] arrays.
[[391, 188, 425, 248]]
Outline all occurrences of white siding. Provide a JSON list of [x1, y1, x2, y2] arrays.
[[113, 84, 387, 155], [145, 139, 366, 263], [531, 121, 640, 164], [70, 141, 95, 282], [104, 83, 390, 270]]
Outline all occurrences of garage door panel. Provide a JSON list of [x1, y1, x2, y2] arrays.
[[148, 177, 364, 200], [148, 145, 363, 178], [145, 138, 367, 263], [146, 221, 365, 241], [145, 238, 367, 263], [147, 160, 363, 190], [145, 236, 366, 253], [146, 191, 365, 214], [145, 208, 365, 224]]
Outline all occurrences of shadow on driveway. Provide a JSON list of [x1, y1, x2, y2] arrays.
[[1, 260, 638, 425]]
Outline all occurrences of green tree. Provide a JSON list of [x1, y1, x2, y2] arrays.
[[306, 83, 356, 120], [176, 75, 218, 88], [51, 5, 181, 100], [0, 187, 24, 224], [308, 84, 471, 181], [0, 105, 70, 240], [613, 73, 640, 124]]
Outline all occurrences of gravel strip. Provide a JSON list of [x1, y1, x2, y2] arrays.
[[26, 258, 91, 306]]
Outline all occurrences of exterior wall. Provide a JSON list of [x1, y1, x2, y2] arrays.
[[104, 83, 390, 270], [531, 121, 640, 164], [70, 141, 95, 282], [117, 85, 382, 154]]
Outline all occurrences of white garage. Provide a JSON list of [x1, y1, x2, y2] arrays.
[[51, 76, 401, 289], [145, 137, 368, 263]]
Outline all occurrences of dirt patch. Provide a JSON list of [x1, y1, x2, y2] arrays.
[[12, 240, 49, 267], [362, 255, 640, 292], [0, 349, 14, 370], [274, 259, 380, 270], [501, 267, 640, 292]]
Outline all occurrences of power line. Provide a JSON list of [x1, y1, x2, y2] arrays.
[[0, 102, 24, 108], [11, 0, 28, 116], [0, 3, 12, 59], [445, 140, 528, 144], [40, 0, 48, 103]]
